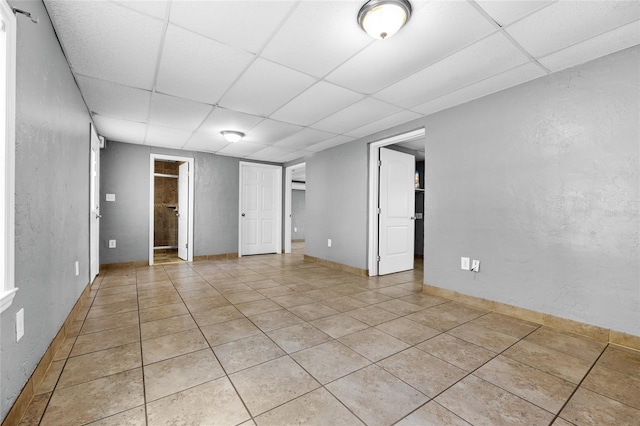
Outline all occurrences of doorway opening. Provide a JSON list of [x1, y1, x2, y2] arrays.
[[368, 128, 426, 276], [284, 163, 306, 254], [149, 154, 194, 266]]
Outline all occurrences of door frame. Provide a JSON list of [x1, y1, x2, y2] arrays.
[[89, 123, 100, 283], [238, 161, 282, 257], [149, 154, 194, 265], [284, 162, 305, 254], [368, 128, 425, 276]]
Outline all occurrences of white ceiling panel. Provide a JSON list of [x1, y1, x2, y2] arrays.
[[327, 0, 496, 94], [156, 24, 255, 104], [412, 62, 546, 116], [261, 1, 372, 77], [247, 146, 300, 162], [271, 81, 364, 126], [475, 1, 553, 27], [149, 93, 213, 131], [76, 75, 151, 122], [217, 141, 270, 157], [93, 115, 147, 144], [306, 135, 355, 153], [169, 0, 295, 53], [182, 132, 230, 153], [345, 110, 423, 139], [244, 119, 303, 145], [112, 0, 169, 20], [280, 151, 313, 163], [273, 128, 336, 150], [311, 98, 403, 134], [145, 124, 193, 148], [199, 108, 264, 137], [376, 32, 531, 108], [219, 58, 316, 116], [539, 20, 640, 72], [506, 1, 640, 57], [45, 0, 164, 90]]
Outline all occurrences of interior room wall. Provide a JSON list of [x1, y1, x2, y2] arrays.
[[305, 46, 639, 336], [291, 189, 305, 241], [1, 0, 92, 418]]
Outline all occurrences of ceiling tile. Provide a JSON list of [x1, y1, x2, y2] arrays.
[[156, 24, 255, 104], [247, 146, 300, 162], [46, 1, 164, 89], [169, 0, 295, 53], [219, 58, 316, 116], [93, 115, 147, 144], [199, 107, 264, 138], [538, 20, 640, 72], [311, 98, 403, 134], [217, 141, 270, 157], [148, 93, 213, 131], [506, 1, 640, 57], [306, 135, 355, 153], [182, 132, 230, 153], [261, 1, 372, 77], [344, 110, 423, 139], [375, 32, 531, 108], [280, 151, 312, 164], [145, 124, 193, 148], [112, 0, 169, 20], [271, 81, 365, 126], [412, 62, 546, 116], [244, 119, 303, 145], [475, 1, 553, 27], [273, 128, 337, 150], [76, 75, 151, 122], [327, 1, 496, 94]]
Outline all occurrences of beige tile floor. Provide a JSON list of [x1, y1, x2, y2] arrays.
[[18, 244, 640, 425]]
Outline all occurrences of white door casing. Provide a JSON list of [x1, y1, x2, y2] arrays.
[[177, 162, 189, 260], [89, 123, 100, 282], [239, 162, 282, 256], [378, 148, 415, 275]]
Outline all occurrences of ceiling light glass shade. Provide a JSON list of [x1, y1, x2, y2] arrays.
[[221, 130, 245, 143], [358, 0, 412, 40]]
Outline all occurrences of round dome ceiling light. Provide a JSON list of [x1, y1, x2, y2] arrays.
[[357, 0, 412, 40], [221, 131, 245, 143]]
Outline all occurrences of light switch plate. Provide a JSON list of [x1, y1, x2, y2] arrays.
[[472, 260, 480, 272], [108, 240, 116, 248], [106, 194, 115, 202], [461, 257, 470, 270], [16, 309, 24, 342]]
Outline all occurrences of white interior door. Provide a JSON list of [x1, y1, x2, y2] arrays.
[[177, 162, 189, 260], [240, 163, 281, 256], [378, 148, 415, 275], [89, 124, 100, 282]]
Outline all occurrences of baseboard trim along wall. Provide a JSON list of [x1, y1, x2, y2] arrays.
[[2, 282, 93, 426], [303, 254, 369, 277], [422, 283, 640, 351]]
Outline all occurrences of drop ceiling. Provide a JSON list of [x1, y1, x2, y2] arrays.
[[43, 0, 639, 163]]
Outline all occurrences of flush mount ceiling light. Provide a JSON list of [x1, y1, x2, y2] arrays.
[[358, 0, 412, 40], [221, 130, 245, 143]]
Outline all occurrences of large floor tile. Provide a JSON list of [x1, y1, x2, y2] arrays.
[[80, 311, 139, 335], [339, 328, 410, 362], [291, 341, 371, 384], [345, 306, 400, 326], [470, 312, 539, 338], [322, 296, 369, 312], [249, 309, 304, 332], [559, 387, 640, 425], [407, 302, 488, 331], [140, 314, 198, 340], [139, 302, 189, 323], [191, 305, 244, 327], [86, 406, 146, 425], [141, 328, 208, 365], [146, 377, 251, 425], [525, 327, 606, 363], [375, 317, 440, 345], [213, 334, 285, 374], [235, 299, 283, 316], [374, 299, 425, 315], [287, 302, 339, 321], [311, 313, 369, 338], [70, 325, 140, 357], [447, 322, 520, 353], [396, 401, 471, 426], [326, 365, 428, 426], [597, 345, 640, 378], [200, 317, 262, 346], [183, 295, 230, 313], [267, 322, 331, 353], [230, 356, 320, 416], [255, 388, 365, 425], [144, 348, 225, 401], [581, 363, 640, 409], [416, 333, 495, 371]]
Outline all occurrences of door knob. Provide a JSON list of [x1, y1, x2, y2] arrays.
[[241, 213, 246, 217], [96, 214, 102, 219], [410, 216, 416, 220]]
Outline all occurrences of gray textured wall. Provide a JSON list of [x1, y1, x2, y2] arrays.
[[305, 46, 639, 336], [291, 189, 305, 240], [1, 0, 91, 418]]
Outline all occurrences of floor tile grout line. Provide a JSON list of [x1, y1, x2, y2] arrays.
[[136, 270, 151, 426]]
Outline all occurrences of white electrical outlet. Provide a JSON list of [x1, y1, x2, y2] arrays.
[[328, 239, 332, 247], [472, 260, 480, 272], [461, 257, 470, 270], [294, 227, 297, 233], [16, 309, 24, 342], [75, 261, 79, 276], [109, 240, 116, 248]]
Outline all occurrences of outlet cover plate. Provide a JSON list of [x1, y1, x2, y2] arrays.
[[461, 257, 470, 270], [16, 308, 24, 341]]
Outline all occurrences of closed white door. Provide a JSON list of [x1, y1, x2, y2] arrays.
[[177, 162, 189, 260], [240, 163, 281, 256], [89, 125, 100, 282], [378, 148, 415, 275]]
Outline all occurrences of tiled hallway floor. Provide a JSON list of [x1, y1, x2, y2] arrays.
[[19, 249, 640, 425]]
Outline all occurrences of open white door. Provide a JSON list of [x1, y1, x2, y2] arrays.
[[177, 162, 189, 260], [89, 124, 100, 282], [378, 148, 415, 275], [239, 162, 282, 256]]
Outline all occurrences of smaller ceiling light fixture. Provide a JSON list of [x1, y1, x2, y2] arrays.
[[221, 130, 245, 143], [358, 0, 412, 40]]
